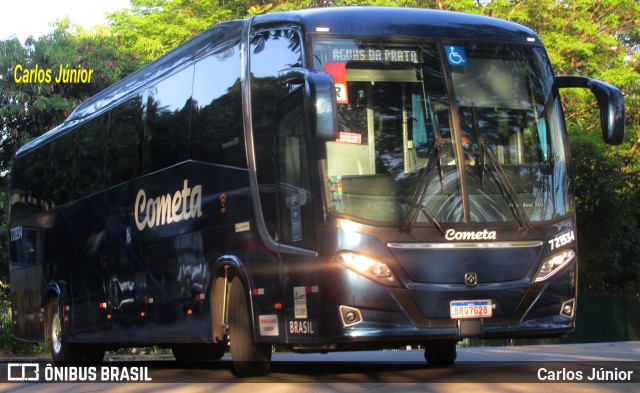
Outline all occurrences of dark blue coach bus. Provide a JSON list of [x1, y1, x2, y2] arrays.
[[8, 7, 624, 377]]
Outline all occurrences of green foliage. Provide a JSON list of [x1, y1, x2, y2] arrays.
[[0, 21, 137, 281], [0, 279, 49, 354], [108, 0, 248, 65], [569, 126, 640, 298], [1, 19, 137, 157], [0, 279, 12, 352]]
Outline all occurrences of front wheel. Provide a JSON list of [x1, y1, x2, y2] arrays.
[[424, 339, 457, 366], [228, 276, 271, 377]]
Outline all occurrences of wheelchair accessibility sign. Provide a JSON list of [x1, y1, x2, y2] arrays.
[[445, 46, 468, 66]]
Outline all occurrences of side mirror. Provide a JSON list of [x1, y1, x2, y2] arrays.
[[279, 68, 338, 141], [556, 76, 625, 145]]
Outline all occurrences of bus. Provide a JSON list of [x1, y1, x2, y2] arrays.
[[8, 7, 624, 377]]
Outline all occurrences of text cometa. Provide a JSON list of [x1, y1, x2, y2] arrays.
[[135, 180, 202, 231], [445, 229, 497, 241]]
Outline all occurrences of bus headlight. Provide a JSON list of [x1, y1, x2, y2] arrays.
[[534, 249, 576, 283], [333, 252, 399, 287]]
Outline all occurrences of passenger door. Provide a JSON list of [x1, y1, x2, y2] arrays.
[[274, 87, 320, 341]]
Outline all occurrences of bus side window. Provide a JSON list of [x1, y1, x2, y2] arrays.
[[52, 132, 75, 205], [106, 96, 144, 188], [191, 45, 245, 168], [9, 156, 29, 222], [31, 143, 52, 208], [76, 114, 108, 196], [144, 65, 193, 174]]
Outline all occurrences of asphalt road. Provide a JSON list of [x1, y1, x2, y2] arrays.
[[1, 342, 639, 392]]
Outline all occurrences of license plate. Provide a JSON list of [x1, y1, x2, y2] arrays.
[[450, 300, 492, 319]]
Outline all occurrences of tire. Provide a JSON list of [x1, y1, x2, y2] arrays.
[[172, 342, 227, 362], [228, 276, 271, 377], [48, 297, 104, 364], [424, 339, 457, 366]]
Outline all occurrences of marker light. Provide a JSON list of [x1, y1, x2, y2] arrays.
[[333, 252, 399, 286], [561, 299, 576, 318], [534, 249, 576, 283]]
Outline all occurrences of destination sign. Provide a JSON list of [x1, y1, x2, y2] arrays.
[[330, 48, 420, 63]]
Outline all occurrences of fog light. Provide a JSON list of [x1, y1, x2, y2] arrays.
[[339, 305, 363, 327], [373, 263, 392, 279]]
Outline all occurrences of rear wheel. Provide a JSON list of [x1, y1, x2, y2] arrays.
[[424, 339, 457, 366], [48, 297, 104, 363], [228, 276, 271, 377]]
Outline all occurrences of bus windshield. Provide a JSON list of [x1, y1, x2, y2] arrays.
[[313, 38, 572, 226]]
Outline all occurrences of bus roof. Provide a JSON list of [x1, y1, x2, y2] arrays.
[[254, 7, 539, 44], [17, 7, 541, 158]]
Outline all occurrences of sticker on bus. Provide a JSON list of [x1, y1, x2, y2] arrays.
[[336, 132, 362, 144], [294, 286, 307, 319], [445, 46, 468, 66], [259, 314, 279, 336], [324, 62, 348, 104]]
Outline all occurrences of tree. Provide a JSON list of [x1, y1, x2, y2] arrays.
[[108, 0, 248, 65], [1, 19, 137, 169], [570, 129, 640, 297], [0, 21, 137, 278]]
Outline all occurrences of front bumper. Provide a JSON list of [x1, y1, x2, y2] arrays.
[[320, 259, 576, 345]]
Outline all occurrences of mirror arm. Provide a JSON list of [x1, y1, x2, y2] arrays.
[[278, 67, 310, 85], [556, 75, 589, 89]]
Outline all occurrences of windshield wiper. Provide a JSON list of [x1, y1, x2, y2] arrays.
[[477, 135, 531, 231], [426, 95, 446, 192], [401, 137, 445, 235], [471, 106, 486, 189]]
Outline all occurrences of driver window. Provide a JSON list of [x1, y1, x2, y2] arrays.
[[250, 28, 303, 240]]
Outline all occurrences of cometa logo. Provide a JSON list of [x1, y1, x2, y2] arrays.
[[445, 229, 497, 241], [135, 179, 203, 231]]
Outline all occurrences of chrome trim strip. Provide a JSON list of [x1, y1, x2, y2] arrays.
[[387, 241, 543, 249]]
